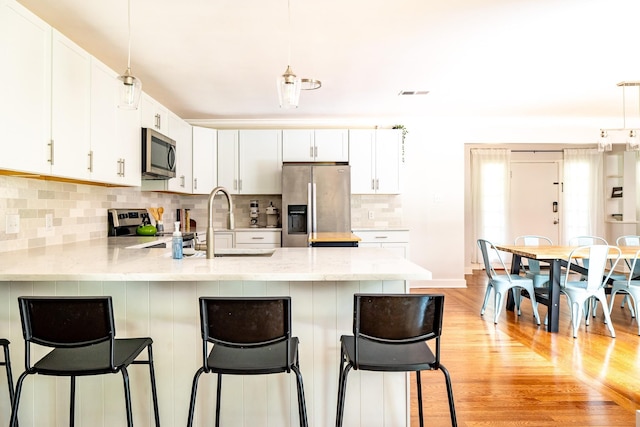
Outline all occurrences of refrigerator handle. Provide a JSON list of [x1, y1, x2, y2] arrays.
[[307, 182, 313, 234], [312, 183, 318, 232]]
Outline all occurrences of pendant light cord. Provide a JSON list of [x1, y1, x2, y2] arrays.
[[287, 0, 292, 66], [126, 0, 132, 71]]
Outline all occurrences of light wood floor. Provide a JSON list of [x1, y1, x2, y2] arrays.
[[408, 270, 640, 426]]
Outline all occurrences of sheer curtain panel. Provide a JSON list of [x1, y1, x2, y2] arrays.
[[563, 149, 604, 242], [471, 148, 510, 263]]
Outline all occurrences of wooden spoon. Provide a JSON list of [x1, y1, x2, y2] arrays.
[[158, 207, 164, 221], [148, 207, 159, 222]]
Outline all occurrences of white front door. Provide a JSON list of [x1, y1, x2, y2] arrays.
[[510, 161, 561, 244]]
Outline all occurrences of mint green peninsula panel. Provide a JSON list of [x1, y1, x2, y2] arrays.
[[0, 240, 431, 427]]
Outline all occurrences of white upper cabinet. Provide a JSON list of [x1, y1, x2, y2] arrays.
[[50, 29, 91, 180], [349, 129, 402, 194], [217, 130, 240, 194], [140, 92, 169, 135], [282, 129, 348, 162], [218, 130, 282, 194], [239, 130, 282, 194], [0, 0, 52, 175], [0, 1, 140, 185], [115, 105, 142, 186], [90, 57, 141, 186], [168, 112, 193, 193], [192, 126, 217, 195]]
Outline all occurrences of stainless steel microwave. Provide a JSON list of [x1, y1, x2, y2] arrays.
[[142, 128, 176, 179]]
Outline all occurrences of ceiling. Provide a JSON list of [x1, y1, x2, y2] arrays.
[[16, 0, 640, 124]]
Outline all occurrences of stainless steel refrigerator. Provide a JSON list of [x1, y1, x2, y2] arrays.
[[282, 164, 351, 247]]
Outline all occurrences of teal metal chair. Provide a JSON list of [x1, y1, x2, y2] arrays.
[[477, 239, 541, 325], [560, 245, 620, 338], [614, 235, 640, 316], [610, 247, 640, 334], [569, 236, 625, 318], [514, 235, 553, 288]]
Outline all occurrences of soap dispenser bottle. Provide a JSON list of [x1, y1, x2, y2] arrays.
[[172, 221, 183, 259]]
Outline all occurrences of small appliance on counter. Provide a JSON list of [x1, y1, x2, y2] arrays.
[[108, 208, 194, 245], [249, 200, 259, 227], [266, 202, 279, 228]]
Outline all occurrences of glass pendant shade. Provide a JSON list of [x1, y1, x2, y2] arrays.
[[278, 65, 301, 109], [628, 130, 640, 150], [118, 68, 142, 109], [597, 130, 612, 152]]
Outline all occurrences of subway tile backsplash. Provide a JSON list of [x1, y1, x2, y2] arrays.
[[0, 176, 403, 253]]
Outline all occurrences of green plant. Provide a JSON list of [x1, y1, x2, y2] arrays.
[[392, 125, 408, 163]]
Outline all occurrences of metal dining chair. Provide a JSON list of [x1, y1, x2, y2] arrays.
[[610, 247, 640, 334], [514, 235, 553, 288], [477, 239, 541, 325], [561, 245, 620, 338], [614, 235, 640, 316], [569, 236, 625, 318]]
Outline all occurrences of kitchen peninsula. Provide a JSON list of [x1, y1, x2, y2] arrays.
[[0, 239, 431, 427]]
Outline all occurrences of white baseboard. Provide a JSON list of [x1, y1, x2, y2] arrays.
[[409, 278, 467, 288]]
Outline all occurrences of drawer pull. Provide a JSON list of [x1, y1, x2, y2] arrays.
[[252, 237, 265, 240]]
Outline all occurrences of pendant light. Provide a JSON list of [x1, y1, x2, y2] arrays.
[[278, 65, 301, 109], [277, 0, 301, 108], [277, 0, 321, 108], [599, 81, 640, 152], [118, 0, 142, 109]]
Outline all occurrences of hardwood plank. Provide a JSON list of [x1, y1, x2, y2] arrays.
[[409, 270, 637, 426]]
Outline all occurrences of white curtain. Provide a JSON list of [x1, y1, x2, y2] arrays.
[[471, 148, 510, 261], [563, 148, 604, 243]]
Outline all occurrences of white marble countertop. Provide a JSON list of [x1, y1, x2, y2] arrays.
[[0, 238, 431, 282]]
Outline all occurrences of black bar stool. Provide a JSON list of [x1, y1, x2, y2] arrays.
[[9, 296, 161, 427]]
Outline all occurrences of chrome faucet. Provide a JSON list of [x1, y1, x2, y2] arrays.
[[206, 186, 234, 259]]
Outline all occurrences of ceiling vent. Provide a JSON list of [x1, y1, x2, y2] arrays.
[[398, 90, 430, 96]]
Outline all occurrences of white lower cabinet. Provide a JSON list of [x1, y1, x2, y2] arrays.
[[214, 232, 234, 249], [354, 229, 409, 258], [235, 230, 282, 249]]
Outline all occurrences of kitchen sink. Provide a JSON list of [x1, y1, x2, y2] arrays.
[[184, 248, 275, 258]]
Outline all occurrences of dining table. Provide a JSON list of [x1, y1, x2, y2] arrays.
[[494, 244, 640, 333]]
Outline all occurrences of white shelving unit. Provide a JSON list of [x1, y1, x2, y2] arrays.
[[604, 150, 638, 242]]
